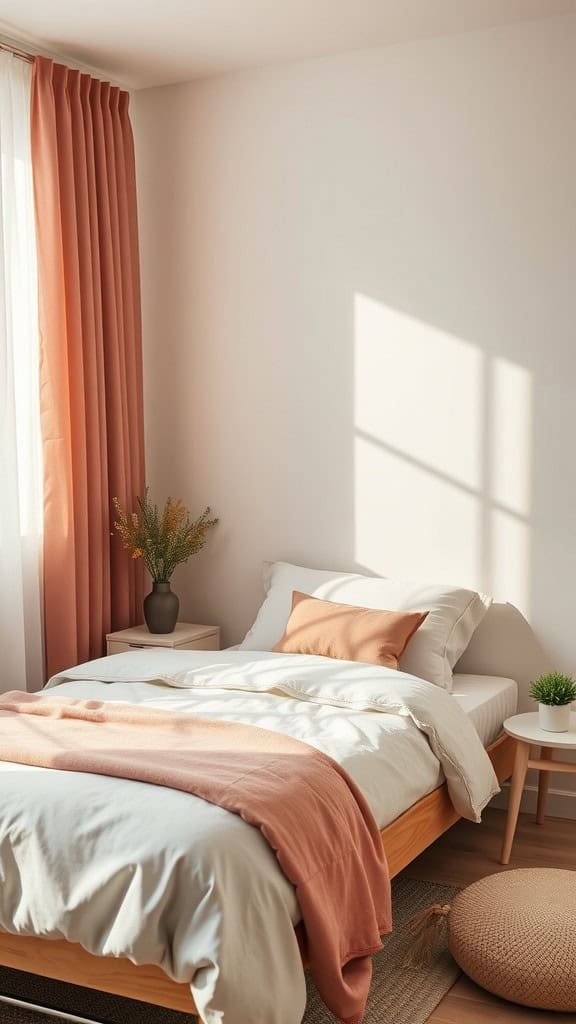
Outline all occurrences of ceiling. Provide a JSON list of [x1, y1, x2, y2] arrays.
[[1, 0, 574, 89]]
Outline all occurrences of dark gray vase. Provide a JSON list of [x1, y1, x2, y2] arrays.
[[143, 582, 179, 634]]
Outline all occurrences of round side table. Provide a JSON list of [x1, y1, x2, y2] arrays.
[[501, 711, 576, 864]]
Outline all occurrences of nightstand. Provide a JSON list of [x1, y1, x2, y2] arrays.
[[501, 711, 576, 864], [106, 623, 220, 655]]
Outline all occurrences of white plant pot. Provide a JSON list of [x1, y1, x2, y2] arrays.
[[539, 703, 571, 732]]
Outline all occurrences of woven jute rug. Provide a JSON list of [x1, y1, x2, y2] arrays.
[[0, 877, 460, 1024]]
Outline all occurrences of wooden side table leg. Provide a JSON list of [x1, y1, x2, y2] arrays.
[[501, 740, 530, 865], [536, 747, 553, 824]]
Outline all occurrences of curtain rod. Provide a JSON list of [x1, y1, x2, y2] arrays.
[[0, 34, 130, 88], [0, 40, 34, 63]]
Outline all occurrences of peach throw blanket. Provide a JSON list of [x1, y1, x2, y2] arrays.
[[0, 691, 391, 1024]]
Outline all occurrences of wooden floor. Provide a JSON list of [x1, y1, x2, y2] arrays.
[[402, 807, 576, 1023]]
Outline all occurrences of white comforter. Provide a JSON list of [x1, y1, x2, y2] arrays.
[[0, 650, 499, 1024]]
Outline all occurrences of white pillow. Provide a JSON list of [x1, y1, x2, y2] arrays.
[[239, 561, 491, 691]]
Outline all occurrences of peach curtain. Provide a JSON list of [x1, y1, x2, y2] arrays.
[[31, 57, 145, 678]]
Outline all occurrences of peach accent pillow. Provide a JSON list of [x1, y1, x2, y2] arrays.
[[272, 591, 428, 669]]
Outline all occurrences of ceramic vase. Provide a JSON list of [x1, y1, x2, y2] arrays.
[[143, 582, 179, 634]]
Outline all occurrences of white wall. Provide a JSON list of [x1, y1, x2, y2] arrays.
[[133, 15, 576, 747]]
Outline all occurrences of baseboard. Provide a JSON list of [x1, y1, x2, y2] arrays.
[[491, 781, 576, 820]]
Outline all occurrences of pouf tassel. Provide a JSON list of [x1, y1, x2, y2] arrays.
[[403, 903, 451, 967]]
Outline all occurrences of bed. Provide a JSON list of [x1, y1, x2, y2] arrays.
[[0, 648, 517, 1023]]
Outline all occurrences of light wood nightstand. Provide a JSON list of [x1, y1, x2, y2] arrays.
[[106, 623, 220, 656], [501, 711, 576, 865]]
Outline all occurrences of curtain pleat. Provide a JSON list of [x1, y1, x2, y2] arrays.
[[31, 57, 145, 678]]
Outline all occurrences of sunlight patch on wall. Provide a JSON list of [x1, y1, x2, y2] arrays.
[[354, 431, 481, 583], [354, 294, 483, 588], [489, 508, 531, 615], [354, 295, 483, 490], [490, 357, 533, 519], [354, 294, 533, 611]]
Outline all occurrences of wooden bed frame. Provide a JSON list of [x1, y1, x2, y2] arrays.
[[0, 733, 515, 1015]]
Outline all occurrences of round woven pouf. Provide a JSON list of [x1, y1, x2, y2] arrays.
[[448, 868, 576, 1012]]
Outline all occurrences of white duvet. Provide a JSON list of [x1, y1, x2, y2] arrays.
[[0, 650, 499, 1024]]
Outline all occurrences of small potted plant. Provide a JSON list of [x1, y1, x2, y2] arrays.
[[529, 672, 576, 732], [113, 490, 218, 634]]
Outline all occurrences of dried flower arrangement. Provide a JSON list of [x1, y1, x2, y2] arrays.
[[113, 490, 218, 583]]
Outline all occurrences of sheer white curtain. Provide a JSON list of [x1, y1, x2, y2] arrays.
[[0, 52, 43, 692]]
